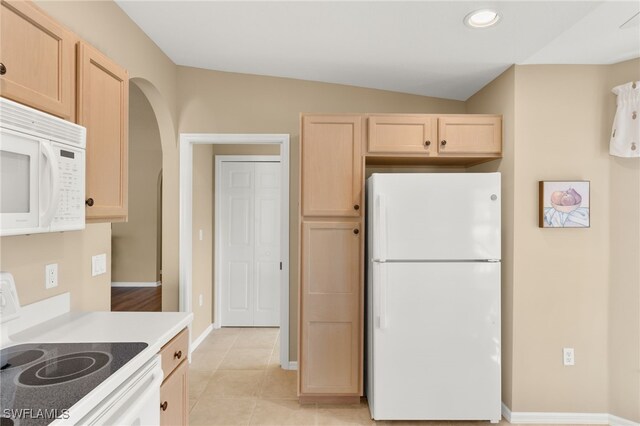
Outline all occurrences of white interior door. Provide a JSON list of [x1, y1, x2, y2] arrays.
[[221, 161, 280, 326]]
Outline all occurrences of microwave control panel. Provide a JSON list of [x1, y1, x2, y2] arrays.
[[50, 144, 85, 231]]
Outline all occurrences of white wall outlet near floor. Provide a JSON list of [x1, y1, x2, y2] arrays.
[[91, 254, 107, 277], [45, 264, 58, 289], [563, 347, 575, 366], [199, 294, 203, 307]]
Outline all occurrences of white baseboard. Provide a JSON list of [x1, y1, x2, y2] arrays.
[[111, 281, 161, 288], [502, 402, 637, 425], [212, 322, 221, 329], [190, 323, 214, 355], [610, 414, 640, 426], [284, 361, 298, 371]]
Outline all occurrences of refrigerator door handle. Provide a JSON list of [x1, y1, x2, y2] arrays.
[[373, 194, 387, 262], [376, 262, 388, 330]]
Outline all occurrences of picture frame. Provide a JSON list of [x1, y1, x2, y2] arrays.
[[539, 181, 590, 228]]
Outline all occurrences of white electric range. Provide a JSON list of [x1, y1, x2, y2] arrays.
[[0, 272, 192, 426]]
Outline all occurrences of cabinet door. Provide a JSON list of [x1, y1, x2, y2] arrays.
[[300, 221, 361, 395], [368, 115, 437, 154], [0, 0, 74, 119], [301, 115, 362, 217], [160, 359, 189, 426], [437, 116, 502, 155], [77, 41, 129, 221]]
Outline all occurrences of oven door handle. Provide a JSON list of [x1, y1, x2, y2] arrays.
[[107, 367, 163, 425]]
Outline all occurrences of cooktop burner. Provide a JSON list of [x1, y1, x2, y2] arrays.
[[18, 352, 112, 386], [0, 350, 45, 371], [0, 342, 147, 426]]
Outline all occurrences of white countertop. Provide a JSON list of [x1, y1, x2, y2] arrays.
[[4, 310, 193, 425]]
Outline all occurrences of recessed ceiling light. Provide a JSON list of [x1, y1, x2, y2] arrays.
[[464, 9, 501, 29]]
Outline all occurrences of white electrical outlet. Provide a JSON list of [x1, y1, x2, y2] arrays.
[[92, 254, 107, 277], [45, 264, 58, 289], [199, 294, 203, 307], [563, 348, 575, 366]]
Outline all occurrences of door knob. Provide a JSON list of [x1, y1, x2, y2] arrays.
[[85, 198, 94, 207]]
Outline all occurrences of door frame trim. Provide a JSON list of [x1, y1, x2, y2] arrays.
[[214, 155, 281, 328], [179, 134, 292, 369]]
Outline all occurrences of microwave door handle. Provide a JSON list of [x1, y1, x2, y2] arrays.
[[40, 142, 60, 226]]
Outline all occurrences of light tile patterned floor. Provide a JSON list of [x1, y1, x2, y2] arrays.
[[189, 327, 515, 426]]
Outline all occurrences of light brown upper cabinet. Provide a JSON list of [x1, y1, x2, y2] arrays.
[[301, 115, 363, 217], [0, 0, 75, 119], [437, 115, 502, 155], [299, 220, 362, 397], [368, 115, 437, 154], [77, 41, 129, 222]]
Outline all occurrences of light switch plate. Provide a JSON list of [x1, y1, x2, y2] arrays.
[[92, 254, 107, 277]]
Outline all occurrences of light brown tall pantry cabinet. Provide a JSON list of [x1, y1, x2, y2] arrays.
[[299, 115, 365, 402]]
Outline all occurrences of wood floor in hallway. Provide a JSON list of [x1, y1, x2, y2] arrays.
[[110, 286, 161, 311]]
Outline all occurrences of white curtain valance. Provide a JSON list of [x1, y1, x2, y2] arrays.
[[610, 80, 640, 158]]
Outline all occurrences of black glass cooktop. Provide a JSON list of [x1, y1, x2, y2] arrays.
[[0, 342, 147, 426]]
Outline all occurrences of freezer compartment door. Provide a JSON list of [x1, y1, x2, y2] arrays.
[[369, 173, 501, 261], [370, 262, 501, 421]]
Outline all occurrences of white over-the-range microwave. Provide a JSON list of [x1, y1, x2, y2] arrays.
[[0, 97, 87, 236]]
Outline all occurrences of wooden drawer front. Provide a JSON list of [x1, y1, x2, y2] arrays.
[[160, 328, 189, 378], [300, 221, 361, 395], [0, 0, 74, 119], [437, 116, 502, 155], [368, 115, 437, 154], [160, 359, 188, 426]]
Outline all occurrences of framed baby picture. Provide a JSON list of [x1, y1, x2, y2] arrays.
[[539, 181, 590, 228]]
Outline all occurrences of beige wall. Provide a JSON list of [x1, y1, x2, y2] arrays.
[[512, 65, 611, 412], [191, 145, 214, 338], [467, 66, 516, 408], [0, 224, 111, 311], [112, 83, 163, 283], [607, 58, 640, 422], [29, 1, 180, 311], [179, 66, 467, 359]]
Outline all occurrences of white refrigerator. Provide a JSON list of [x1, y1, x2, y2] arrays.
[[366, 173, 501, 422]]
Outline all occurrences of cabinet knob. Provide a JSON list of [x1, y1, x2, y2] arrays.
[[353, 229, 359, 235], [441, 140, 447, 146], [0, 63, 6, 75], [161, 401, 168, 411], [353, 204, 360, 211], [85, 198, 94, 207], [424, 140, 431, 147], [174, 350, 182, 360]]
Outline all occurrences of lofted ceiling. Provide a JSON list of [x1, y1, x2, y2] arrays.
[[115, 1, 640, 101]]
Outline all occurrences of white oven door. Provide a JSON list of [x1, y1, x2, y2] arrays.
[[78, 356, 163, 426], [0, 128, 40, 235]]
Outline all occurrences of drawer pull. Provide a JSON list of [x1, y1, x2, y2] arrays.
[[353, 204, 360, 211], [174, 350, 183, 360], [161, 401, 168, 411], [424, 140, 431, 146], [353, 229, 359, 235], [85, 198, 94, 207], [441, 140, 447, 146], [0, 63, 6, 75]]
